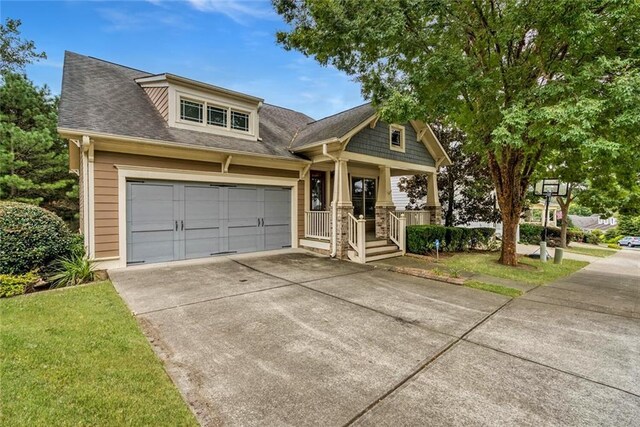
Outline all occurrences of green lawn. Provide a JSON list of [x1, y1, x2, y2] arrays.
[[464, 280, 523, 298], [440, 253, 588, 286], [0, 282, 197, 426], [565, 245, 618, 258]]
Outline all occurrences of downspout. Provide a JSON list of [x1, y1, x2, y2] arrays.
[[323, 144, 339, 258]]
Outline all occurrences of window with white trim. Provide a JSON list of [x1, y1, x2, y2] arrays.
[[207, 105, 227, 127], [178, 96, 253, 134], [180, 99, 203, 123], [389, 124, 405, 152], [231, 110, 250, 131]]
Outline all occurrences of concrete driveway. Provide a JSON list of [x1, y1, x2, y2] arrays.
[[110, 249, 640, 426]]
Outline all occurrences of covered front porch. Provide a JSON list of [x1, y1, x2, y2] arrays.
[[299, 155, 442, 263]]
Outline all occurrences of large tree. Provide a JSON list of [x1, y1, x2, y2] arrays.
[[0, 18, 46, 73], [398, 123, 499, 226], [0, 72, 77, 225], [274, 0, 640, 265]]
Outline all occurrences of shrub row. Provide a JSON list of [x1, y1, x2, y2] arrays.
[[519, 223, 584, 246], [407, 225, 495, 254]]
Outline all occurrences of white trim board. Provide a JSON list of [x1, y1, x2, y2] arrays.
[[109, 165, 299, 269]]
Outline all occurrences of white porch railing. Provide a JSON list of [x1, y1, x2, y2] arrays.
[[305, 210, 331, 240], [348, 213, 366, 263], [389, 212, 407, 254], [395, 210, 430, 226]]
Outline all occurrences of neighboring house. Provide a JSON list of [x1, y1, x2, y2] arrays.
[[568, 215, 617, 232], [59, 52, 451, 269], [522, 200, 560, 227], [391, 176, 413, 209]]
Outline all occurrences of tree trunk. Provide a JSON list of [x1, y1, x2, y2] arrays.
[[486, 148, 533, 267], [500, 211, 519, 266], [556, 185, 573, 248], [445, 179, 455, 226]]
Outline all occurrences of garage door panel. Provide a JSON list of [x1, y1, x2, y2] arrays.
[[127, 182, 177, 264], [185, 228, 221, 258], [265, 224, 291, 249], [128, 230, 175, 264]]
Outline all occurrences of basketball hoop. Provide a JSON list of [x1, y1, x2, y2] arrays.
[[532, 179, 567, 259], [534, 178, 568, 197]]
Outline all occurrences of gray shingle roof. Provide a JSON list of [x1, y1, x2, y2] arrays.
[[58, 52, 374, 158], [290, 103, 375, 149]]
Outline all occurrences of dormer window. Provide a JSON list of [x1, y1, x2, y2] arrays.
[[180, 99, 203, 123], [231, 110, 249, 131], [137, 73, 262, 141], [207, 105, 227, 127], [389, 124, 405, 152]]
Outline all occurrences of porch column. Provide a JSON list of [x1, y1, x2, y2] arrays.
[[426, 171, 442, 225], [334, 159, 353, 259], [375, 166, 395, 239]]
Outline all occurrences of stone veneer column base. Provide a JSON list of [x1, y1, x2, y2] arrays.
[[375, 206, 396, 239], [335, 205, 354, 259], [426, 205, 443, 225]]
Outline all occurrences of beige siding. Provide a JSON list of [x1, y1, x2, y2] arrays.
[[297, 180, 305, 238], [92, 150, 300, 259], [143, 87, 169, 121]]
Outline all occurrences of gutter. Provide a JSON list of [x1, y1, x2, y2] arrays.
[[323, 144, 339, 258]]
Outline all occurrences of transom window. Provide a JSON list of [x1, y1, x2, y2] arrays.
[[207, 105, 227, 127], [180, 99, 203, 123], [231, 110, 250, 131], [178, 96, 252, 133], [389, 124, 405, 152]]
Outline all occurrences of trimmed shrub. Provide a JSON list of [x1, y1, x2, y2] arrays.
[[0, 272, 40, 298], [0, 202, 73, 275], [604, 227, 619, 241], [584, 229, 603, 244], [407, 225, 494, 254], [607, 243, 620, 250], [518, 223, 583, 246]]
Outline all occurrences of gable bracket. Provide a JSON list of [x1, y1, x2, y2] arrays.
[[299, 163, 311, 180], [222, 155, 233, 173], [340, 136, 352, 151], [369, 114, 380, 129], [417, 127, 428, 141]]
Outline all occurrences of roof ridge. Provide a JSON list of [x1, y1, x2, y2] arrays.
[[262, 102, 314, 120], [66, 51, 153, 75], [306, 101, 372, 125]]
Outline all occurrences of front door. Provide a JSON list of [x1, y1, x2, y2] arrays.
[[351, 177, 376, 232]]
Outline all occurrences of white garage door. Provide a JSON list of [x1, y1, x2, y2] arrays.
[[126, 180, 291, 265]]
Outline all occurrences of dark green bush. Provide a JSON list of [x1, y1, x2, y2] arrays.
[[407, 225, 495, 254], [0, 272, 40, 298], [0, 202, 74, 275], [518, 223, 584, 246]]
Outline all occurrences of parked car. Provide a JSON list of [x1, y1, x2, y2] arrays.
[[618, 236, 640, 247]]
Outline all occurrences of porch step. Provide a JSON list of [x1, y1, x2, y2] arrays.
[[365, 239, 390, 248], [366, 244, 401, 255], [365, 250, 404, 262]]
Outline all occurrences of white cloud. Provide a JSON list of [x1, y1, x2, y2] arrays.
[[98, 7, 188, 31], [186, 0, 276, 24]]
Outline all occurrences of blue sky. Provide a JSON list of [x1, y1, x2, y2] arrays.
[[1, 0, 364, 119]]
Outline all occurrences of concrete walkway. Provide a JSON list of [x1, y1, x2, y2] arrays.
[[110, 249, 639, 426]]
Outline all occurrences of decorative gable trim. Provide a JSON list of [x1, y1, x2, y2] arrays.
[[143, 86, 169, 121]]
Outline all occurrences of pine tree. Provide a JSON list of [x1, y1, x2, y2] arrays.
[[0, 72, 77, 225]]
